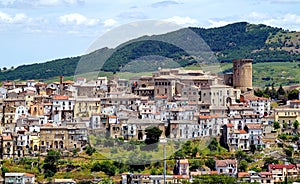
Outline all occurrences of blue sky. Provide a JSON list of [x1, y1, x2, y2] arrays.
[[1, 0, 300, 68]]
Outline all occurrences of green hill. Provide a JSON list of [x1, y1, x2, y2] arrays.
[[1, 22, 300, 81]]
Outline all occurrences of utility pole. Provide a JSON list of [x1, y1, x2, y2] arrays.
[[160, 139, 167, 184], [164, 143, 166, 184]]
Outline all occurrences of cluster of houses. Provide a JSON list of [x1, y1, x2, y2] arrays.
[[0, 59, 278, 158], [122, 158, 300, 184], [1, 59, 300, 182]]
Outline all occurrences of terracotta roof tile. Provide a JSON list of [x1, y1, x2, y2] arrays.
[[216, 159, 237, 167], [210, 171, 218, 175], [246, 123, 262, 130], [239, 130, 247, 134], [238, 172, 250, 178], [226, 123, 234, 127], [269, 164, 296, 170], [2, 135, 12, 141], [53, 95, 68, 100]]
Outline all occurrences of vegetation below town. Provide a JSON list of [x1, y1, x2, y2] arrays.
[[2, 132, 300, 183]]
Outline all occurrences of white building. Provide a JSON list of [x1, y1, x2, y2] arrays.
[[245, 123, 263, 148], [5, 173, 35, 184], [52, 95, 74, 124], [243, 96, 271, 117], [215, 159, 237, 177]]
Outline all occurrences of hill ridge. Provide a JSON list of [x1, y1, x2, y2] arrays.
[[1, 22, 300, 81]]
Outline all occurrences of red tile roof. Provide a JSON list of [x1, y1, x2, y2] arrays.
[[155, 95, 167, 99], [63, 80, 74, 84], [246, 123, 262, 130], [259, 172, 272, 176], [2, 135, 12, 141], [179, 159, 189, 164], [210, 171, 218, 175], [226, 123, 234, 127], [246, 97, 269, 101], [24, 173, 35, 177], [268, 164, 296, 170], [239, 130, 247, 134], [216, 159, 237, 167], [238, 172, 250, 178], [291, 100, 300, 103], [199, 115, 218, 119], [53, 95, 68, 100]]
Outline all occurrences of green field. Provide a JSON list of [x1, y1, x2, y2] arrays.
[[44, 61, 300, 88], [252, 61, 300, 87]]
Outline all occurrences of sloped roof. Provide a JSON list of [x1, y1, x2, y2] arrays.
[[216, 159, 237, 167], [53, 95, 68, 100], [269, 164, 296, 170]]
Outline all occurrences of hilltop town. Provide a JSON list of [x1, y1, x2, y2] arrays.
[[1, 59, 300, 184]]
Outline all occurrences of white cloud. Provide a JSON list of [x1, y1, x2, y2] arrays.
[[261, 13, 300, 30], [207, 20, 232, 28], [165, 16, 198, 26], [151, 1, 180, 8], [247, 12, 268, 20], [0, 11, 27, 24], [4, 0, 84, 8], [118, 11, 147, 19], [103, 19, 117, 27], [59, 13, 99, 26]]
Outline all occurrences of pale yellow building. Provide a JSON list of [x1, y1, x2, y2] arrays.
[[29, 133, 40, 152], [274, 107, 300, 128], [74, 97, 101, 118]]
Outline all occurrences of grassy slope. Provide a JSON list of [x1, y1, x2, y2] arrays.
[[43, 61, 300, 87]]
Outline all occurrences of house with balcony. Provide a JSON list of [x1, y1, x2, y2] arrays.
[[245, 123, 263, 149], [51, 95, 74, 124], [268, 164, 298, 183]]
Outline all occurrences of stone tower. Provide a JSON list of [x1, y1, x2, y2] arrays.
[[233, 59, 253, 92]]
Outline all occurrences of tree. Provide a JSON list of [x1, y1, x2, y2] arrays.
[[235, 149, 247, 161], [263, 87, 270, 98], [288, 89, 299, 100], [190, 159, 204, 171], [283, 122, 288, 129], [277, 84, 285, 96], [293, 120, 299, 130], [145, 126, 162, 145], [270, 83, 277, 99], [208, 137, 218, 152], [1, 166, 9, 177], [238, 160, 248, 172], [250, 144, 256, 154], [2, 67, 7, 71], [91, 161, 116, 176], [254, 89, 263, 97], [273, 121, 280, 130], [285, 147, 293, 157], [43, 150, 60, 178], [205, 158, 215, 171], [86, 145, 96, 156], [263, 157, 279, 170]]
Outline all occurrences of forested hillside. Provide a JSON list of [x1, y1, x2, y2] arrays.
[[1, 22, 300, 81]]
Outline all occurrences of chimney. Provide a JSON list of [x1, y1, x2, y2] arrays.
[[59, 76, 64, 95]]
